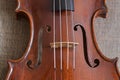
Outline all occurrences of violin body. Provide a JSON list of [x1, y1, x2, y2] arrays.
[[6, 0, 120, 80]]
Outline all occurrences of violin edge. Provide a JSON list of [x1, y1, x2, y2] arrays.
[[5, 0, 35, 79], [91, 0, 120, 78]]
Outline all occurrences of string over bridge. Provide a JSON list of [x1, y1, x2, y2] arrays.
[[50, 42, 79, 48]]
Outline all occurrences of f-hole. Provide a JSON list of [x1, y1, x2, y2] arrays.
[[27, 25, 52, 69], [74, 24, 100, 68]]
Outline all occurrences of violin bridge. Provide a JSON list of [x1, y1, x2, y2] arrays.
[[50, 42, 79, 48]]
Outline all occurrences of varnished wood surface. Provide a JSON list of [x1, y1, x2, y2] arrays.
[[5, 0, 120, 80]]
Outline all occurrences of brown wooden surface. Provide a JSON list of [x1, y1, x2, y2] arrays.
[[5, 0, 120, 80]]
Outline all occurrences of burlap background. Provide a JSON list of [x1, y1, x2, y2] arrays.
[[0, 0, 120, 80]]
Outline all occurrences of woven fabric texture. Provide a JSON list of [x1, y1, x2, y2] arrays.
[[0, 0, 120, 79]]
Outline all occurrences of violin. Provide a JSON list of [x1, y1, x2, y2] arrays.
[[6, 0, 120, 80]]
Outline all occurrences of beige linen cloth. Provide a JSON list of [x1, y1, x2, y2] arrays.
[[0, 0, 120, 80]]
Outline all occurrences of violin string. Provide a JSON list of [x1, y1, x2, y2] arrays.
[[54, 70, 57, 80], [53, 0, 56, 69], [53, 0, 57, 79], [70, 0, 76, 69], [59, 0, 63, 70], [65, 0, 70, 70]]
